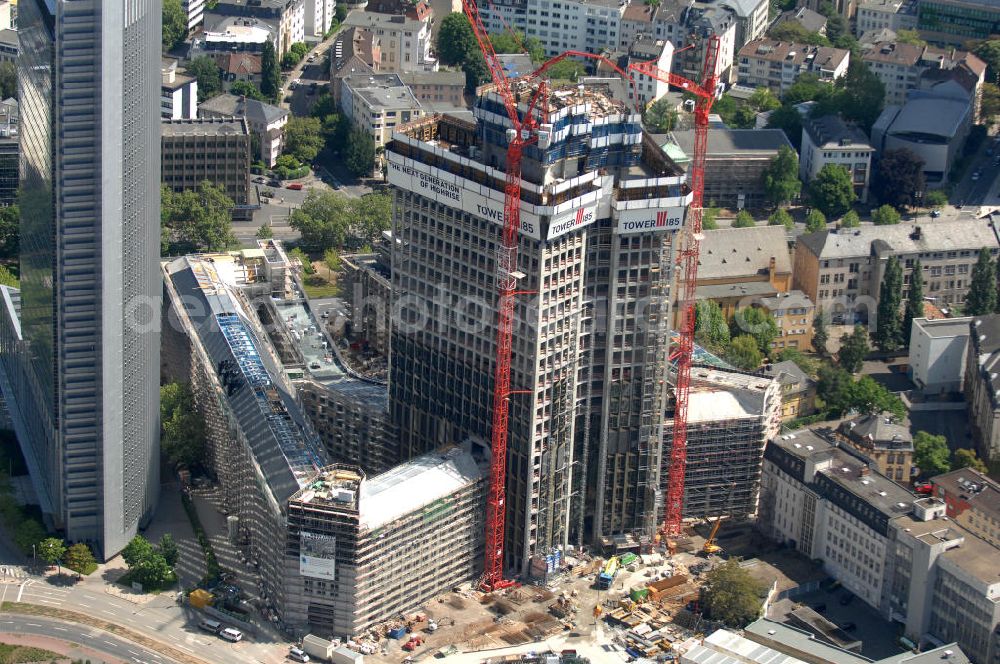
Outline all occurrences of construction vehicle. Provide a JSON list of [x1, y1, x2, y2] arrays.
[[596, 556, 620, 589], [701, 482, 737, 556], [629, 36, 721, 540], [402, 637, 424, 652]]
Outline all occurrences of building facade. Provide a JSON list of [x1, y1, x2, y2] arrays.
[[161, 58, 199, 120], [964, 315, 1000, 465], [737, 40, 851, 95], [207, 0, 305, 55], [161, 118, 252, 206], [0, 0, 162, 559], [799, 114, 874, 203], [759, 290, 815, 352], [343, 11, 436, 73], [836, 412, 914, 483], [916, 0, 1000, 45], [855, 0, 917, 36], [183, 0, 206, 30], [793, 220, 999, 322], [387, 85, 692, 573], [304, 0, 335, 37], [931, 468, 1000, 549], [199, 94, 289, 167], [340, 73, 424, 148], [908, 317, 970, 393], [761, 361, 817, 422]]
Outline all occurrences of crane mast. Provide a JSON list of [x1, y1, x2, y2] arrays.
[[630, 35, 720, 537]]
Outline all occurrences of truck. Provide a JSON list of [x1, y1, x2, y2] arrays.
[[286, 182, 304, 190], [301, 635, 350, 663], [597, 556, 619, 589]]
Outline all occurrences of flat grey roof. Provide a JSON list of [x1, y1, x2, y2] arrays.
[[744, 619, 871, 664], [797, 219, 1000, 260], [699, 225, 792, 280], [161, 117, 249, 137], [913, 316, 971, 338], [671, 128, 792, 157]]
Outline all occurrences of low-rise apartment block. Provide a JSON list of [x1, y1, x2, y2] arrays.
[[329, 26, 381, 103], [931, 468, 1000, 548], [737, 40, 851, 95], [799, 114, 874, 203], [667, 128, 793, 210], [855, 0, 917, 36], [199, 93, 290, 167], [340, 73, 423, 148], [161, 59, 198, 120], [861, 41, 985, 109], [761, 360, 817, 422], [793, 220, 999, 321], [773, 6, 829, 34], [205, 0, 305, 56], [965, 314, 1000, 465], [399, 70, 466, 110], [907, 316, 970, 393], [343, 10, 437, 73], [161, 118, 252, 207], [759, 290, 815, 352], [836, 412, 914, 482], [303, 0, 335, 37]]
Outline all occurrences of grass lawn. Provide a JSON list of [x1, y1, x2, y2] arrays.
[[76, 562, 98, 576], [301, 273, 341, 299], [0, 642, 62, 663]]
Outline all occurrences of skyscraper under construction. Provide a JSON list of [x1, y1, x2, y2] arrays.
[[386, 80, 693, 575]]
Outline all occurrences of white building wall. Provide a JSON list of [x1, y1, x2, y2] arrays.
[[799, 130, 873, 203], [304, 0, 335, 37], [184, 0, 206, 30], [908, 318, 971, 393]]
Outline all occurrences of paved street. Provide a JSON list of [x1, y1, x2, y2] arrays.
[[0, 614, 172, 663], [948, 135, 1000, 209]]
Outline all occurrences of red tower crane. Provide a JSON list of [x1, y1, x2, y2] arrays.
[[459, 0, 549, 592], [629, 35, 720, 537]]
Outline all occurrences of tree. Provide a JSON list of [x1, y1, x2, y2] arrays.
[[261, 40, 281, 102], [763, 145, 801, 207], [872, 204, 901, 226], [732, 210, 755, 228], [121, 535, 154, 568], [63, 543, 97, 577], [749, 87, 781, 112], [851, 376, 905, 418], [874, 256, 904, 351], [282, 51, 302, 69], [158, 534, 179, 568], [14, 520, 46, 556], [839, 210, 860, 228], [544, 60, 587, 82], [488, 31, 545, 62], [712, 94, 756, 129], [805, 209, 827, 233], [324, 248, 341, 274], [813, 310, 829, 356], [702, 559, 766, 628], [695, 300, 730, 348], [437, 13, 477, 66], [186, 56, 222, 101], [161, 182, 237, 253], [953, 448, 987, 472], [0, 62, 16, 100], [768, 22, 830, 46], [783, 73, 836, 106], [160, 383, 205, 469], [924, 190, 948, 208], [0, 205, 18, 258], [903, 260, 924, 345], [965, 247, 997, 316], [838, 325, 869, 373], [289, 247, 315, 275], [643, 97, 678, 133], [873, 148, 926, 209], [769, 208, 794, 229], [835, 61, 885, 132], [810, 163, 856, 217], [284, 116, 325, 163], [732, 306, 779, 355], [344, 127, 376, 178], [162, 0, 187, 51], [895, 29, 926, 46], [38, 537, 66, 571], [913, 431, 951, 477], [766, 105, 805, 150], [974, 40, 1000, 85], [230, 80, 266, 101], [982, 83, 1000, 122], [702, 207, 719, 230], [133, 552, 174, 589], [463, 51, 491, 92], [290, 190, 352, 250], [351, 192, 392, 244], [256, 224, 273, 239], [726, 335, 764, 371]]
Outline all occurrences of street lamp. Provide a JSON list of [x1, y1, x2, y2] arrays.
[[31, 543, 35, 569]]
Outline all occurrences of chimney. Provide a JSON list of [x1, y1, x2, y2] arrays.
[[859, 466, 870, 477], [911, 225, 922, 240]]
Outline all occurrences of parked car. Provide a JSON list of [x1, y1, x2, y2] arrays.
[[972, 170, 982, 181], [930, 210, 941, 218], [198, 618, 222, 634], [286, 182, 304, 190], [219, 627, 244, 642], [289, 647, 310, 662]]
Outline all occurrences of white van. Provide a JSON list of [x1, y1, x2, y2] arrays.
[[219, 627, 244, 642], [198, 618, 222, 633]]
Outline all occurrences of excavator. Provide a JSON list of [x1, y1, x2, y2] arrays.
[[701, 483, 736, 557]]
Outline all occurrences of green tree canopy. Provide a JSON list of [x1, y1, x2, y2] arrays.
[[158, 534, 180, 568], [749, 87, 781, 112], [726, 335, 764, 371], [839, 210, 860, 228], [974, 40, 1000, 84], [162, 0, 187, 51], [695, 300, 730, 349], [437, 13, 477, 66], [924, 190, 948, 208], [763, 145, 801, 207], [161, 182, 237, 254], [914, 431, 951, 477], [874, 256, 903, 351], [14, 520, 46, 556], [768, 208, 794, 229], [702, 559, 766, 628], [261, 40, 281, 101], [701, 207, 720, 230], [344, 127, 376, 177], [895, 29, 927, 46], [0, 62, 15, 100], [544, 60, 586, 82], [835, 61, 885, 132], [0, 205, 19, 258], [768, 21, 831, 46], [805, 209, 827, 233], [133, 552, 175, 589], [290, 190, 352, 250], [903, 260, 924, 344], [643, 97, 678, 133], [732, 210, 755, 228], [732, 306, 779, 355], [766, 105, 805, 150], [813, 310, 829, 356], [982, 83, 1000, 122], [230, 80, 266, 101], [965, 247, 997, 316], [810, 163, 856, 217], [63, 542, 97, 576], [186, 56, 222, 102], [121, 535, 154, 568], [783, 73, 836, 106], [873, 148, 926, 209], [351, 192, 392, 244], [953, 448, 987, 472], [851, 376, 905, 418], [160, 383, 205, 469], [284, 116, 325, 163], [838, 325, 869, 373], [488, 31, 545, 62], [872, 204, 901, 225], [37, 537, 66, 568], [817, 365, 903, 417]]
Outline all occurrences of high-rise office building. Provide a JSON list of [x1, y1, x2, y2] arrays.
[[0, 0, 162, 558], [387, 83, 692, 575]]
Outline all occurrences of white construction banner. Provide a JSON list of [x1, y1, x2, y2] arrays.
[[300, 532, 337, 580], [615, 207, 686, 234]]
